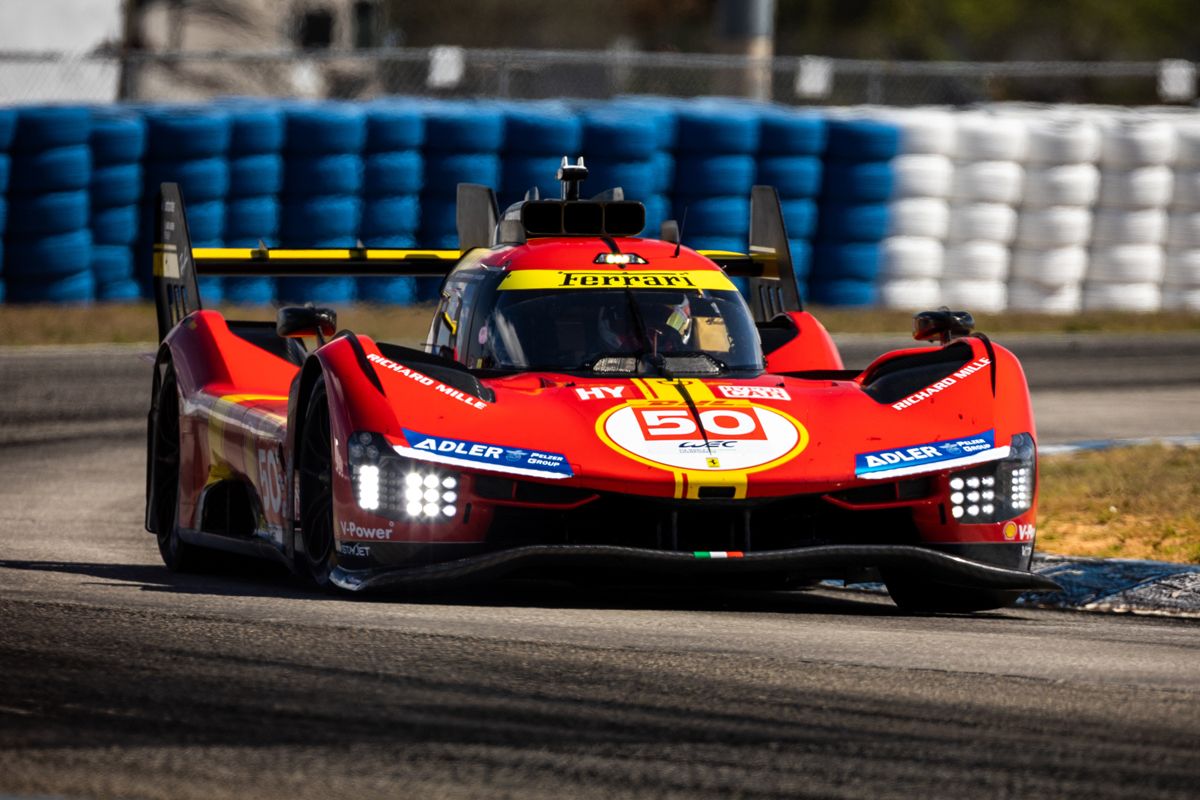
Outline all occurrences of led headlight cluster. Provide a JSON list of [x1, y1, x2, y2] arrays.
[[348, 432, 460, 521], [947, 433, 1036, 524]]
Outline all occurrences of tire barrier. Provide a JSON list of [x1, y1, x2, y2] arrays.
[[2, 101, 1200, 313], [359, 102, 425, 305], [139, 106, 231, 302], [219, 101, 285, 304], [3, 106, 94, 303], [278, 102, 365, 304]]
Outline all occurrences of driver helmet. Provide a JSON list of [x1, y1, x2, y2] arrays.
[[643, 295, 692, 352]]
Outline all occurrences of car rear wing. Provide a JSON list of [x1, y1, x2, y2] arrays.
[[694, 186, 803, 322], [152, 183, 464, 341]]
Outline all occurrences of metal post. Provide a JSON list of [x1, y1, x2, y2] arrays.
[[715, 0, 776, 100]]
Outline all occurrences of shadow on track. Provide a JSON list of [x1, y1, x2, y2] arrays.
[[0, 557, 917, 616]]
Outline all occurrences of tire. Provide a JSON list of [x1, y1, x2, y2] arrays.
[[954, 113, 1027, 162], [1171, 169, 1200, 210], [145, 157, 231, 202], [889, 109, 956, 156], [673, 154, 755, 196], [881, 236, 943, 280], [282, 154, 364, 196], [780, 198, 817, 239], [878, 278, 941, 309], [825, 119, 900, 161], [674, 107, 759, 154], [822, 159, 894, 202], [91, 244, 134, 284], [501, 105, 581, 154], [651, 151, 675, 193], [225, 105, 286, 154], [812, 242, 882, 282], [280, 196, 362, 240], [1091, 208, 1167, 246], [364, 150, 423, 195], [7, 190, 89, 236], [0, 108, 15, 150], [500, 154, 562, 201], [297, 376, 338, 587], [758, 109, 826, 155], [1022, 164, 1099, 208], [673, 196, 749, 236], [1007, 281, 1083, 314], [943, 241, 1010, 282], [276, 276, 356, 304], [939, 279, 1007, 313], [358, 276, 418, 305], [1099, 119, 1175, 168], [145, 108, 232, 159], [1088, 244, 1165, 283], [225, 196, 281, 239], [423, 153, 500, 196], [951, 160, 1023, 205], [283, 104, 366, 155], [809, 277, 878, 307], [423, 104, 504, 153], [1097, 166, 1172, 208], [89, 112, 147, 165], [1082, 281, 1162, 312], [3, 268, 95, 303], [90, 204, 138, 245], [1010, 246, 1088, 284], [890, 154, 952, 199], [186, 200, 226, 242], [1015, 206, 1092, 248], [364, 103, 425, 151], [4, 228, 93, 278], [1165, 248, 1200, 285], [229, 154, 284, 196], [9, 145, 91, 192], [1024, 118, 1100, 165], [884, 573, 1021, 613], [1161, 284, 1200, 311], [887, 197, 948, 239], [947, 202, 1017, 244], [1167, 211, 1200, 249], [362, 195, 420, 237], [223, 276, 276, 305], [586, 159, 656, 198], [0, 154, 8, 195], [12, 105, 91, 151], [1174, 122, 1200, 169], [91, 163, 142, 207], [816, 201, 889, 241], [757, 156, 822, 198]]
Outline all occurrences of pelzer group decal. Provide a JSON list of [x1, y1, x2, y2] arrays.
[[599, 401, 807, 472]]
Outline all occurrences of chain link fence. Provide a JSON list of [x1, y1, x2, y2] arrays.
[[0, 47, 1193, 107]]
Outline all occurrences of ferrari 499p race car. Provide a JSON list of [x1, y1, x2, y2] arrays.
[[145, 158, 1059, 612]]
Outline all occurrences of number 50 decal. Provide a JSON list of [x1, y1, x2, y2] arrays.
[[633, 407, 767, 441], [257, 446, 285, 514]]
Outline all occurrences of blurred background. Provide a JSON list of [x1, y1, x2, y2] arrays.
[[2, 0, 1200, 312]]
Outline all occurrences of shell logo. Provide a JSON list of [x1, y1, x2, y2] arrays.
[[1002, 521, 1018, 541], [597, 401, 808, 472]]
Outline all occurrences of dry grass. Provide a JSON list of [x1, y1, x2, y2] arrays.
[[1038, 445, 1200, 564], [1, 301, 1198, 347]]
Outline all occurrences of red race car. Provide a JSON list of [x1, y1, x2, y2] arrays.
[[146, 160, 1058, 611]]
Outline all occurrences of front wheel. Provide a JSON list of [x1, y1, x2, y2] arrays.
[[297, 376, 337, 588], [883, 573, 1022, 614]]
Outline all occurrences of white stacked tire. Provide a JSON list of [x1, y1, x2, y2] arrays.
[[1085, 117, 1175, 312], [1010, 117, 1099, 314], [1164, 121, 1200, 312], [877, 109, 955, 309], [942, 112, 1027, 313]]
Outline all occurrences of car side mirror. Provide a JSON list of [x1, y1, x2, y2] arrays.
[[913, 308, 974, 344], [277, 305, 337, 346]]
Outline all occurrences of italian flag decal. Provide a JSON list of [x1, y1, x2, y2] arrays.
[[693, 551, 744, 559]]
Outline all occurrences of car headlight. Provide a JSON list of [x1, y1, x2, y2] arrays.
[[946, 432, 1035, 524], [348, 431, 459, 521]]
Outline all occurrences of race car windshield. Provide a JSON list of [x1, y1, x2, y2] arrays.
[[475, 288, 764, 374]]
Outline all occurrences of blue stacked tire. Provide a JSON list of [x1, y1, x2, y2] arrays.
[[673, 102, 760, 290], [755, 108, 826, 299], [359, 102, 425, 305], [499, 102, 580, 209], [0, 108, 10, 293], [89, 109, 145, 301], [279, 103, 366, 304], [811, 117, 899, 306], [418, 102, 504, 299], [221, 102, 285, 304], [3, 106, 95, 304], [581, 104, 671, 236], [140, 107, 232, 303]]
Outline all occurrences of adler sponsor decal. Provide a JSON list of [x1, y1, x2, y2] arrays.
[[855, 430, 999, 478], [890, 357, 991, 411], [367, 352, 487, 410], [398, 429, 574, 478]]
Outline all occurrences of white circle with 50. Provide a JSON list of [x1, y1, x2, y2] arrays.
[[601, 403, 805, 471]]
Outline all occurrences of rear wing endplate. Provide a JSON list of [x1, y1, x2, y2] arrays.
[[696, 185, 802, 322]]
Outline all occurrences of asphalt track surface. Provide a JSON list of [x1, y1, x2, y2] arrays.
[[1, 335, 1199, 799]]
